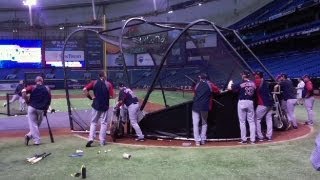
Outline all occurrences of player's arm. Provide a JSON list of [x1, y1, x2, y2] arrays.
[[21, 85, 34, 103], [83, 81, 94, 100], [115, 90, 126, 108], [108, 82, 115, 99], [211, 83, 220, 94]]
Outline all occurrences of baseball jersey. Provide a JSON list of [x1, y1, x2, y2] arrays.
[[84, 79, 114, 111], [24, 84, 51, 110], [118, 87, 139, 107], [192, 80, 220, 111], [302, 80, 313, 98], [279, 79, 296, 100], [232, 80, 256, 100]]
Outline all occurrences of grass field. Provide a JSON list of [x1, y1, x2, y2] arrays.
[[0, 90, 320, 179]]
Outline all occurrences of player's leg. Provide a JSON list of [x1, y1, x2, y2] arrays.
[[4, 94, 19, 107], [199, 111, 208, 145], [99, 110, 108, 146], [255, 105, 268, 140], [265, 108, 273, 140], [87, 109, 101, 145], [26, 106, 41, 145], [304, 96, 315, 125], [247, 100, 256, 143], [128, 103, 144, 140], [287, 99, 298, 128], [238, 101, 247, 143], [192, 110, 201, 145]]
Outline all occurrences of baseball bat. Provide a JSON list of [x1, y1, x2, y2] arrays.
[[31, 153, 51, 164], [27, 153, 46, 162], [44, 114, 54, 143]]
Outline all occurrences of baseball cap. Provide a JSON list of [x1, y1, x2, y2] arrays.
[[241, 70, 251, 77], [198, 73, 208, 80], [254, 71, 264, 78], [118, 83, 125, 88], [302, 74, 310, 79]]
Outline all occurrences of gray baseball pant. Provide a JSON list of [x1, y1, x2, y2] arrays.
[[304, 96, 315, 124], [7, 95, 25, 111], [88, 108, 109, 145], [286, 99, 297, 127], [192, 110, 208, 143], [26, 106, 44, 144], [128, 103, 144, 139], [255, 105, 273, 139], [238, 100, 255, 142]]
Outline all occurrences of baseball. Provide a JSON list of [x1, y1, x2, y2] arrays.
[[97, 151, 101, 154]]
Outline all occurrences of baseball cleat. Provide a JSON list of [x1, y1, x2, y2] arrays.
[[200, 140, 206, 145], [195, 142, 201, 146], [238, 141, 247, 144], [135, 137, 145, 142], [85, 140, 94, 147]]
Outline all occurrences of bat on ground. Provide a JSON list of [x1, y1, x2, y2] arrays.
[[44, 114, 54, 143], [27, 153, 46, 163], [31, 153, 51, 164]]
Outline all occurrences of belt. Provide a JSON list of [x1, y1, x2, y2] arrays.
[[239, 99, 253, 101]]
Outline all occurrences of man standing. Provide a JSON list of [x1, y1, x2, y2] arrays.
[[22, 76, 51, 146], [254, 71, 273, 141], [302, 75, 315, 126], [83, 71, 114, 147], [192, 73, 220, 146], [4, 80, 26, 111], [230, 70, 256, 144], [277, 74, 298, 129], [115, 83, 144, 141]]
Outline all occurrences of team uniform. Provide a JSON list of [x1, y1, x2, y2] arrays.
[[302, 79, 315, 125], [23, 84, 51, 145], [192, 80, 220, 145], [4, 82, 26, 111], [279, 79, 298, 128], [232, 80, 256, 143], [84, 78, 114, 146], [117, 87, 144, 140], [254, 77, 273, 141]]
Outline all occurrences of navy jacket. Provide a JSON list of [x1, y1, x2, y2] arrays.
[[118, 87, 139, 107], [279, 79, 296, 100], [92, 78, 110, 111], [29, 85, 51, 110], [255, 79, 273, 107]]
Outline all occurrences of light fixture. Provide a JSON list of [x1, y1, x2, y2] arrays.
[[77, 25, 82, 28], [23, 0, 37, 6], [59, 26, 64, 30], [122, 19, 126, 22], [198, 3, 202, 6], [12, 29, 18, 33], [168, 10, 173, 14]]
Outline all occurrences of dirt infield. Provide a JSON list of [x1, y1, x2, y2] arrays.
[[73, 123, 313, 148]]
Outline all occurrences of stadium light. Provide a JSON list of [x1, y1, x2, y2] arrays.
[[168, 10, 173, 14], [23, 0, 37, 6], [198, 3, 202, 6], [23, 0, 37, 26]]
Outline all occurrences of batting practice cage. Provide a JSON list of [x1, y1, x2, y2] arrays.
[[63, 18, 277, 140]]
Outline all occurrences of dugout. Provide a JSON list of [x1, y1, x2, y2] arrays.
[[62, 18, 274, 140]]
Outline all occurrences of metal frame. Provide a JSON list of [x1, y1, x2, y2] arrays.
[[61, 18, 273, 131]]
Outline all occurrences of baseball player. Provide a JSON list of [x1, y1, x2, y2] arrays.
[[302, 75, 315, 126], [115, 83, 144, 141], [254, 71, 273, 141], [22, 76, 51, 146], [229, 70, 256, 144], [296, 78, 305, 105], [192, 73, 220, 146], [83, 71, 114, 147], [4, 80, 26, 111], [276, 74, 298, 129]]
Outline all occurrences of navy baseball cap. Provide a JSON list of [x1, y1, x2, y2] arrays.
[[254, 71, 264, 78], [241, 70, 251, 77], [198, 73, 208, 80]]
